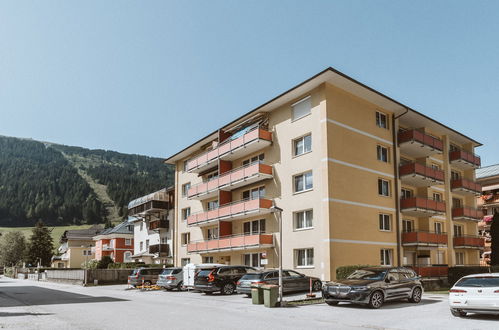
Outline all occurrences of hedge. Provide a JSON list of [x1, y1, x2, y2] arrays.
[[448, 266, 499, 286], [336, 265, 373, 280]]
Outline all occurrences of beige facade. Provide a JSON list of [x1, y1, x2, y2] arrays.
[[166, 68, 482, 280]]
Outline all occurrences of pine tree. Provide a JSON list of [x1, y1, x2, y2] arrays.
[[490, 212, 499, 266], [0, 231, 27, 266], [26, 220, 54, 267]]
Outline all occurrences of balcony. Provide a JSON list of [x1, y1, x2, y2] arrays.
[[148, 244, 170, 255], [398, 129, 443, 158], [102, 244, 114, 251], [452, 207, 482, 222], [399, 163, 444, 187], [449, 150, 481, 170], [187, 198, 273, 227], [188, 163, 273, 200], [410, 265, 448, 278], [402, 231, 448, 247], [451, 179, 481, 196], [400, 197, 446, 217], [186, 128, 272, 173], [149, 219, 169, 231], [453, 235, 485, 249], [187, 233, 274, 253], [128, 200, 170, 217]]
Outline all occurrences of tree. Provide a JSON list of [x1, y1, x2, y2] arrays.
[[0, 231, 27, 266], [26, 220, 54, 267], [490, 212, 499, 266], [97, 256, 114, 269]]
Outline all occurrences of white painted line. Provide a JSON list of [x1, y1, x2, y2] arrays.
[[321, 118, 393, 145], [325, 238, 397, 246], [322, 158, 394, 178], [324, 198, 396, 212]]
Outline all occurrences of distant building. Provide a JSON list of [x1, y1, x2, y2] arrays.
[[93, 221, 134, 263], [51, 225, 103, 268]]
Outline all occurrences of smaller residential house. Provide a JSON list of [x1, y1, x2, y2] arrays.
[[51, 225, 103, 268], [93, 221, 134, 263]]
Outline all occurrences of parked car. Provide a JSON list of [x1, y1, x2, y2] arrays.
[[449, 273, 499, 317], [156, 267, 184, 290], [128, 268, 164, 287], [183, 263, 225, 289], [237, 269, 322, 296], [194, 265, 256, 295], [322, 267, 423, 309]]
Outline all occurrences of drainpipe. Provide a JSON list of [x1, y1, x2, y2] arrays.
[[392, 108, 409, 267]]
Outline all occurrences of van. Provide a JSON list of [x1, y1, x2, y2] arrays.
[[128, 268, 164, 287]]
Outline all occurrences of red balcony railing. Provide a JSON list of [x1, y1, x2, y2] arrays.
[[449, 150, 481, 168], [187, 163, 272, 199], [187, 233, 274, 253], [399, 163, 444, 182], [402, 231, 448, 245], [398, 129, 443, 151], [400, 197, 446, 214], [187, 198, 273, 226], [453, 235, 485, 248], [186, 128, 272, 172], [410, 266, 448, 277], [451, 179, 482, 195], [452, 207, 481, 221]]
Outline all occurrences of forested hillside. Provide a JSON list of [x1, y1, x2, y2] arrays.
[[0, 136, 173, 227]]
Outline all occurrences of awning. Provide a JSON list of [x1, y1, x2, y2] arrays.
[[483, 184, 499, 191]]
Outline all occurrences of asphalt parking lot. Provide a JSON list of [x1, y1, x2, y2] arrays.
[[1, 277, 498, 329]]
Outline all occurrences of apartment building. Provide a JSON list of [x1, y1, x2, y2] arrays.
[[165, 67, 482, 280], [128, 187, 175, 265], [93, 221, 134, 263]]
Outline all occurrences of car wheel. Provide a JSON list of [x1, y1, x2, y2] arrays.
[[326, 301, 339, 306], [144, 281, 152, 286], [408, 287, 422, 303], [176, 281, 183, 291], [450, 309, 467, 317], [312, 281, 322, 292], [245, 293, 252, 298], [222, 283, 236, 295], [368, 291, 384, 309], [205, 291, 213, 295]]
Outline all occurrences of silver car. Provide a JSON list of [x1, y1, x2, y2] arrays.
[[157, 267, 183, 290]]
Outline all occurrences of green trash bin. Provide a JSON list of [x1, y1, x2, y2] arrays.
[[262, 284, 279, 308], [251, 285, 264, 305]]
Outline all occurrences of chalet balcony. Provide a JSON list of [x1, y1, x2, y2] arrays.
[[399, 163, 444, 187], [186, 127, 272, 173], [449, 150, 481, 170], [452, 207, 482, 222], [187, 198, 273, 227], [187, 163, 273, 200], [451, 179, 482, 196], [400, 197, 446, 217], [187, 233, 274, 253], [128, 200, 170, 217], [398, 129, 443, 158], [402, 231, 448, 247], [148, 244, 170, 255], [453, 235, 485, 249], [149, 219, 169, 231], [409, 265, 448, 278]]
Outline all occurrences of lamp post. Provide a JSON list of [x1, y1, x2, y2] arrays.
[[81, 244, 92, 286], [270, 205, 283, 305]]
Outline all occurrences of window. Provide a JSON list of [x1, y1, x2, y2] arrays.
[[452, 198, 462, 208], [206, 171, 219, 181], [377, 145, 389, 162], [401, 188, 412, 199], [140, 241, 143, 251], [181, 258, 190, 266], [379, 214, 391, 231], [380, 249, 393, 266], [145, 240, 149, 249], [160, 237, 168, 244], [294, 171, 313, 193], [181, 233, 190, 245], [294, 134, 312, 156], [207, 227, 219, 240], [294, 210, 313, 230], [376, 111, 388, 129], [402, 220, 413, 232], [295, 248, 314, 268], [125, 238, 132, 246], [83, 250, 91, 256], [242, 186, 265, 200], [124, 251, 132, 262], [242, 153, 264, 166], [400, 157, 411, 166], [378, 179, 390, 196], [450, 144, 460, 152], [243, 253, 264, 268], [431, 164, 440, 170], [182, 182, 191, 197], [433, 193, 442, 202], [203, 256, 214, 263], [292, 96, 311, 121], [207, 200, 219, 210], [436, 251, 445, 264], [183, 160, 189, 172], [182, 207, 191, 221], [455, 252, 465, 265], [243, 219, 266, 235], [454, 225, 463, 237], [434, 222, 443, 234], [451, 171, 460, 181]]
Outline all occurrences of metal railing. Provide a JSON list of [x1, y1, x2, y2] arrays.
[[187, 233, 274, 253]]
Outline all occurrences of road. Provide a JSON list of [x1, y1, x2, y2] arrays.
[[1, 277, 498, 329]]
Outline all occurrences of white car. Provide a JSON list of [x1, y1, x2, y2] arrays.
[[449, 273, 499, 317]]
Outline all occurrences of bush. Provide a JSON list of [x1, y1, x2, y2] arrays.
[[336, 265, 373, 280], [97, 256, 114, 269], [448, 266, 499, 286], [82, 259, 99, 269]]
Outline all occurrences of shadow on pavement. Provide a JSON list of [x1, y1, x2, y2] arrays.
[[0, 312, 53, 317], [332, 298, 440, 310], [464, 313, 499, 321], [0, 286, 127, 307]]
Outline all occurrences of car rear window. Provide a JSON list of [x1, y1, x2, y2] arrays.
[[241, 273, 264, 280], [162, 268, 182, 275], [198, 269, 215, 277], [456, 277, 499, 287]]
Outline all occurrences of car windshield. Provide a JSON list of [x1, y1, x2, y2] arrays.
[[456, 277, 499, 287], [241, 273, 264, 280], [347, 269, 387, 280]]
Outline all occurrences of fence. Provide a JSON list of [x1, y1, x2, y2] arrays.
[[45, 269, 132, 285]]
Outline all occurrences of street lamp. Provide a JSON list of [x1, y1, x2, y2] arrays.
[[81, 244, 92, 286], [270, 205, 283, 305]]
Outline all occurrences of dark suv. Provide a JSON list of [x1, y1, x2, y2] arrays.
[[323, 267, 423, 309], [194, 265, 256, 295]]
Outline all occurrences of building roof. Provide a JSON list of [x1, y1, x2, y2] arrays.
[[476, 164, 499, 180], [97, 220, 133, 236], [128, 187, 172, 209], [61, 224, 104, 242], [164, 67, 482, 164]]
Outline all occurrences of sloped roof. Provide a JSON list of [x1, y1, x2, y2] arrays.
[[98, 220, 133, 236], [476, 164, 499, 180], [128, 188, 169, 209], [61, 224, 104, 242]]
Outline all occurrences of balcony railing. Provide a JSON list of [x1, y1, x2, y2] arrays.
[[449, 150, 481, 169], [186, 127, 272, 173], [102, 244, 114, 251], [453, 235, 485, 249], [400, 197, 446, 216], [399, 163, 444, 187], [452, 207, 482, 221], [409, 265, 448, 278], [188, 163, 273, 200], [187, 233, 274, 253], [148, 244, 170, 255], [398, 129, 443, 157], [128, 200, 170, 217], [187, 198, 273, 226], [402, 231, 448, 246], [149, 219, 169, 231], [451, 179, 481, 196]]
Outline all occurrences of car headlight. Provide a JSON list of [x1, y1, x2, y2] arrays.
[[351, 286, 369, 291]]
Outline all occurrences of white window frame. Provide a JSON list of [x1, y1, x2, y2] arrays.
[[454, 225, 463, 237], [181, 233, 190, 246], [434, 222, 443, 234], [242, 153, 264, 166], [294, 210, 313, 230], [378, 179, 390, 197], [455, 252, 465, 266], [376, 145, 389, 163], [294, 171, 313, 193], [243, 219, 266, 235], [402, 219, 414, 233], [379, 214, 391, 231], [124, 251, 132, 262], [182, 182, 191, 197], [376, 111, 388, 129], [243, 253, 264, 268], [291, 96, 311, 121], [125, 238, 132, 246], [182, 207, 191, 221], [242, 186, 265, 200], [295, 248, 314, 268], [203, 256, 214, 263], [401, 188, 412, 199], [380, 249, 393, 266], [293, 134, 312, 157], [207, 227, 219, 240]]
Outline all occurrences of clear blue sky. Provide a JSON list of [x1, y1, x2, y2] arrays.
[[1, 1, 498, 165]]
